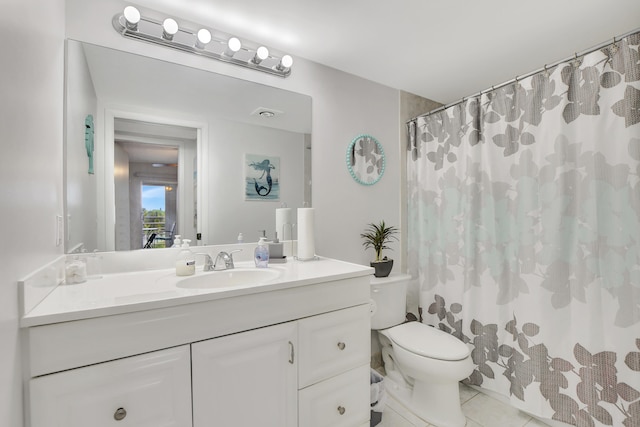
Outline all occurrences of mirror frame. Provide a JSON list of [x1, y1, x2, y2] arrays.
[[97, 108, 208, 251], [346, 134, 386, 186]]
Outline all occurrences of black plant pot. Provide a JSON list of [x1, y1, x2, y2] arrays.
[[371, 259, 393, 278]]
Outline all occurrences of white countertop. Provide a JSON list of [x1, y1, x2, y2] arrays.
[[22, 257, 373, 327]]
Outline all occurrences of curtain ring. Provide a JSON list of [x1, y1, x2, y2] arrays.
[[573, 52, 581, 67]]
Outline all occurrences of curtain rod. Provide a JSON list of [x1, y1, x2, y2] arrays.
[[408, 27, 640, 123]]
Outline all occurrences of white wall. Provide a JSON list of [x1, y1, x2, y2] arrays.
[[65, 42, 98, 253], [0, 1, 66, 426], [65, 0, 402, 268], [207, 118, 305, 244]]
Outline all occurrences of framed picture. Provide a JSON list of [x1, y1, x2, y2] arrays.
[[244, 154, 280, 201]]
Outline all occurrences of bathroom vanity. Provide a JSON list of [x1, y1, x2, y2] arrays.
[[21, 255, 372, 427]]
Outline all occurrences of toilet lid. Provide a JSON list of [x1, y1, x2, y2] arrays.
[[388, 322, 470, 361]]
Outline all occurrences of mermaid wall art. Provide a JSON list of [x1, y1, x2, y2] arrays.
[[244, 154, 280, 201]]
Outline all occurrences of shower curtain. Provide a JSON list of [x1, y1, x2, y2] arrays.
[[407, 33, 640, 426]]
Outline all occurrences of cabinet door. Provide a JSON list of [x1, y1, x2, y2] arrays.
[[29, 346, 192, 427], [192, 322, 298, 427], [298, 304, 370, 388], [299, 364, 370, 427]]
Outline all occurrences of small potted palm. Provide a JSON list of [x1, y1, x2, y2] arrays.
[[361, 220, 398, 277]]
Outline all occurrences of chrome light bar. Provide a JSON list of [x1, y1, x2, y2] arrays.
[[112, 6, 293, 78]]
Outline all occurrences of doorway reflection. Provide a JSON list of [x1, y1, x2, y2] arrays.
[[113, 118, 196, 250]]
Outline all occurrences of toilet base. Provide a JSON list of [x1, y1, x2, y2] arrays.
[[384, 374, 467, 427]]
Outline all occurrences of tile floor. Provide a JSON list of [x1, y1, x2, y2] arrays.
[[378, 382, 550, 427]]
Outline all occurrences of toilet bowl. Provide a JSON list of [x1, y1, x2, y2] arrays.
[[371, 275, 474, 427]]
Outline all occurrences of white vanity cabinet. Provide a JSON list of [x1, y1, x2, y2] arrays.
[[298, 304, 371, 427], [192, 322, 298, 427], [29, 345, 192, 427], [23, 266, 372, 427]]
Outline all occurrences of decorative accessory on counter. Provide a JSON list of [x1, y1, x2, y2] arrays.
[[347, 134, 385, 185], [269, 231, 285, 261], [65, 257, 87, 284], [254, 237, 270, 268], [175, 239, 195, 276], [112, 6, 293, 77]]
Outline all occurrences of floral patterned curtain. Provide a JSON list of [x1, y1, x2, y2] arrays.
[[407, 33, 640, 426]]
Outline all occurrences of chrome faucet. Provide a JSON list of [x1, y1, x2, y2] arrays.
[[194, 253, 215, 271], [213, 250, 242, 271]]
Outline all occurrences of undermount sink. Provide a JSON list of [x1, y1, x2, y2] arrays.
[[176, 268, 281, 289]]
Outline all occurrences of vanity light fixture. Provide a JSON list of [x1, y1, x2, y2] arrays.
[[195, 28, 212, 49], [162, 18, 179, 41], [112, 6, 293, 77], [224, 37, 242, 57], [123, 6, 140, 30], [252, 46, 269, 65], [277, 54, 294, 72]]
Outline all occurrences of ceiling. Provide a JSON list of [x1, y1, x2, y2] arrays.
[[133, 0, 640, 105]]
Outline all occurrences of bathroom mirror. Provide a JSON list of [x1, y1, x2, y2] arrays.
[[346, 134, 385, 185], [64, 40, 312, 253]]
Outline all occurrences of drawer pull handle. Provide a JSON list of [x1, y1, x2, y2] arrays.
[[337, 406, 346, 415], [337, 342, 346, 350], [114, 407, 127, 421], [288, 341, 295, 364]]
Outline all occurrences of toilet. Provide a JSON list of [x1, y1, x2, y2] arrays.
[[371, 274, 474, 427]]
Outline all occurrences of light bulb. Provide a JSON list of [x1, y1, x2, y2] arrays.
[[123, 6, 140, 30], [225, 37, 241, 56], [281, 55, 293, 68], [277, 54, 293, 71], [162, 18, 179, 40], [252, 46, 269, 64], [195, 28, 211, 49]]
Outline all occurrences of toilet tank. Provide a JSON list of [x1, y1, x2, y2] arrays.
[[370, 274, 411, 330]]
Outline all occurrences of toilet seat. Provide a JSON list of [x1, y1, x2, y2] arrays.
[[388, 322, 470, 361]]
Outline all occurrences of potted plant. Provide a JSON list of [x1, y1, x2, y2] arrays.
[[361, 220, 398, 277]]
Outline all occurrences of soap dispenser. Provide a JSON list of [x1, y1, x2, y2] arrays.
[[171, 235, 182, 248], [254, 237, 270, 268], [176, 239, 195, 276]]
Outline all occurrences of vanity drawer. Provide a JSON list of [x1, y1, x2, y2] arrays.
[[298, 304, 370, 388], [29, 346, 192, 427], [299, 364, 369, 427]]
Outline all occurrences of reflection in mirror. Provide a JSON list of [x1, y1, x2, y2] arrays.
[[64, 40, 312, 253], [113, 119, 196, 250]]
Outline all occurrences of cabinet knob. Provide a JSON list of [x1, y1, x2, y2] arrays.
[[114, 407, 127, 421], [337, 342, 346, 350], [337, 406, 346, 415]]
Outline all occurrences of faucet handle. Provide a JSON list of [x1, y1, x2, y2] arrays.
[[227, 249, 242, 268], [194, 252, 215, 271]]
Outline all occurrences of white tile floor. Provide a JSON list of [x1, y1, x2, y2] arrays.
[[378, 382, 551, 427]]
